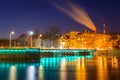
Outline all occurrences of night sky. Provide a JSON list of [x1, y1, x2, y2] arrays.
[[0, 0, 120, 38]]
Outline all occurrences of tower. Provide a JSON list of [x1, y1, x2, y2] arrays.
[[103, 19, 107, 34]]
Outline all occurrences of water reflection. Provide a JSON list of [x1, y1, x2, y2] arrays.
[[26, 66, 36, 80], [9, 66, 17, 80], [97, 56, 108, 80], [60, 58, 67, 80], [0, 56, 119, 80], [38, 65, 44, 80], [76, 58, 87, 80], [112, 57, 118, 69], [61, 58, 67, 70]]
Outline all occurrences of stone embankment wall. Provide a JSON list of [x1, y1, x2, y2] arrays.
[[94, 50, 120, 58], [108, 50, 120, 58]]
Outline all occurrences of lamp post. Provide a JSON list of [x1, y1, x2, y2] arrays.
[[10, 31, 15, 48], [29, 31, 34, 48], [37, 34, 42, 48]]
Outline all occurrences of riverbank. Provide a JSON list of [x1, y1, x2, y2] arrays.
[[95, 49, 120, 58]]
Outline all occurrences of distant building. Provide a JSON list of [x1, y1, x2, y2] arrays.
[[59, 31, 117, 49], [0, 31, 119, 49]]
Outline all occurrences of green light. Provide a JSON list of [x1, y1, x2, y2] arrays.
[[0, 49, 93, 61]]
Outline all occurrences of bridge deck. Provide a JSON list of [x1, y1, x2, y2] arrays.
[[0, 48, 94, 58]]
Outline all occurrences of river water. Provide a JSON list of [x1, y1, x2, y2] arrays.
[[0, 56, 120, 80]]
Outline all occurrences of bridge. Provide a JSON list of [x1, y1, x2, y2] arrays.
[[0, 48, 94, 62], [0, 48, 95, 68], [0, 48, 94, 56]]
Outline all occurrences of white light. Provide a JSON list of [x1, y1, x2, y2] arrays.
[[60, 58, 67, 80], [29, 31, 34, 35], [59, 46, 63, 49], [61, 58, 66, 70], [11, 31, 14, 34], [26, 66, 36, 80], [10, 31, 15, 48]]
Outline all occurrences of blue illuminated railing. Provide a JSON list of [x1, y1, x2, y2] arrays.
[[0, 48, 94, 58]]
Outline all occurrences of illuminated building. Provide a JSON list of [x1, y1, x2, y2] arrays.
[[59, 31, 118, 49]]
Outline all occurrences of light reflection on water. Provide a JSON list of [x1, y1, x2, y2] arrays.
[[60, 58, 67, 80], [9, 66, 17, 80], [60, 58, 67, 70], [38, 65, 44, 80], [112, 57, 119, 69], [26, 66, 36, 80], [76, 58, 87, 80], [0, 56, 119, 80], [97, 56, 108, 80]]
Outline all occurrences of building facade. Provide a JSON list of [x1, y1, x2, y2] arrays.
[[59, 31, 118, 49]]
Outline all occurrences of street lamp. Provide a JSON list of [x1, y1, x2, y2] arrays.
[[37, 34, 42, 48], [29, 31, 34, 48], [10, 31, 15, 48]]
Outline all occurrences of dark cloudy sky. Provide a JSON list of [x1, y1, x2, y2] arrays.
[[0, 0, 120, 38]]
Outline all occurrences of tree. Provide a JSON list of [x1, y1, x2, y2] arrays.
[[0, 39, 9, 47], [41, 26, 61, 48], [33, 28, 40, 35], [16, 34, 28, 47]]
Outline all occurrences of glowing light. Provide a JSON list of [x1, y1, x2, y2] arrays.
[[28, 31, 34, 48], [77, 58, 80, 65], [76, 58, 86, 80], [97, 56, 108, 80], [29, 31, 34, 35], [98, 56, 103, 66], [54, 1, 96, 32], [9, 66, 17, 80], [82, 58, 85, 66], [38, 65, 44, 80], [59, 46, 63, 49], [10, 31, 15, 35], [60, 58, 67, 80], [78, 38, 80, 40], [60, 58, 67, 70], [26, 66, 36, 80], [10, 31, 15, 48], [112, 57, 118, 69]]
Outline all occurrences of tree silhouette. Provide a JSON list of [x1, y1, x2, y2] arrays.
[[42, 26, 61, 48]]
